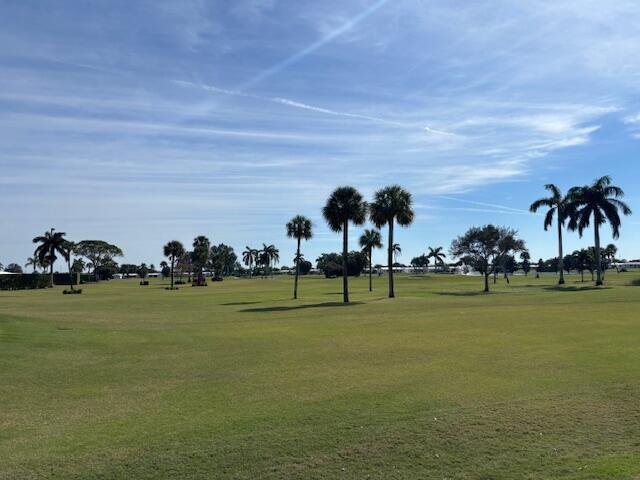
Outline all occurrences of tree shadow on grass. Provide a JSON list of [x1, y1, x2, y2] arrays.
[[434, 291, 501, 297], [221, 301, 262, 306], [543, 285, 611, 292], [240, 301, 363, 313]]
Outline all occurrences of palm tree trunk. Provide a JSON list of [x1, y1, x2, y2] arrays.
[[50, 260, 54, 288], [342, 221, 349, 303], [557, 220, 565, 285], [170, 257, 175, 289], [368, 248, 373, 292], [387, 220, 395, 298], [484, 273, 490, 292], [67, 257, 73, 291], [594, 224, 603, 286], [293, 237, 300, 299]]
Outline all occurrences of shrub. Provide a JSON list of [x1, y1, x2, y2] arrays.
[[191, 282, 208, 287], [165, 287, 179, 290], [630, 278, 640, 286], [0, 274, 50, 290], [140, 280, 150, 286], [175, 280, 186, 285], [63, 288, 83, 294]]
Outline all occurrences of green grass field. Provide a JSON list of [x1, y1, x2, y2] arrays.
[[2, 273, 640, 479]]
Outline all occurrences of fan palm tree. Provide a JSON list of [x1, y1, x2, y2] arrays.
[[260, 244, 279, 277], [323, 186, 368, 303], [566, 176, 632, 285], [529, 184, 570, 285], [427, 246, 446, 273], [604, 243, 618, 275], [359, 229, 382, 292], [163, 240, 185, 290], [32, 228, 68, 287], [286, 215, 313, 299], [25, 255, 39, 273], [369, 185, 414, 298]]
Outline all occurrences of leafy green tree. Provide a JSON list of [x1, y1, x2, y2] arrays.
[[450, 225, 525, 292], [75, 240, 123, 282], [209, 244, 237, 279], [567, 176, 632, 285], [33, 228, 68, 287], [5, 263, 23, 273], [323, 186, 368, 303], [315, 252, 367, 278], [359, 229, 382, 292], [410, 254, 429, 273], [530, 184, 570, 285], [286, 215, 313, 299], [138, 263, 149, 279], [369, 185, 414, 299], [163, 240, 185, 290], [427, 246, 446, 272]]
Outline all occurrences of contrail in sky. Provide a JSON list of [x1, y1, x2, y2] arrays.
[[238, 0, 392, 91]]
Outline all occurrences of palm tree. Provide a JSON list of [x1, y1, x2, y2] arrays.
[[61, 240, 76, 291], [567, 176, 632, 286], [323, 186, 368, 303], [242, 247, 257, 277], [369, 185, 414, 298], [25, 256, 39, 273], [604, 243, 618, 275], [286, 215, 313, 299], [32, 228, 68, 287], [530, 184, 570, 285], [427, 246, 446, 273], [392, 243, 402, 262], [359, 229, 382, 292], [72, 258, 85, 285], [520, 250, 531, 276], [163, 240, 185, 290]]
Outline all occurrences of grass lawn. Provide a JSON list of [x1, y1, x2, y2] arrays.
[[2, 272, 640, 479]]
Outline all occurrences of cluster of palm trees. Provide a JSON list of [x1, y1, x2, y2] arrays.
[[530, 176, 632, 286], [319, 185, 415, 303], [241, 244, 280, 279]]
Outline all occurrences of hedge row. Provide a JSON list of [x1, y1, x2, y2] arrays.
[[0, 274, 50, 290]]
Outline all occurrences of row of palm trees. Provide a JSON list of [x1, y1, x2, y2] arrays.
[[241, 244, 281, 278], [530, 175, 632, 286]]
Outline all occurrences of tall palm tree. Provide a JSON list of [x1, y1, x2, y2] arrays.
[[520, 250, 531, 276], [61, 240, 76, 291], [163, 240, 185, 290], [530, 184, 570, 285], [323, 186, 368, 303], [242, 246, 257, 277], [25, 255, 39, 273], [427, 246, 446, 273], [566, 176, 632, 286], [369, 185, 414, 298], [286, 215, 313, 299], [359, 229, 382, 292], [32, 228, 68, 287], [392, 243, 402, 262]]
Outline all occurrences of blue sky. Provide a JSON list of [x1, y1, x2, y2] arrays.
[[1, 0, 639, 268]]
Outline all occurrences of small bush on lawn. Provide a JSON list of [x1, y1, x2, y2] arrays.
[[140, 281, 149, 286], [175, 280, 186, 285], [165, 287, 179, 290], [63, 289, 83, 295], [630, 278, 640, 286]]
